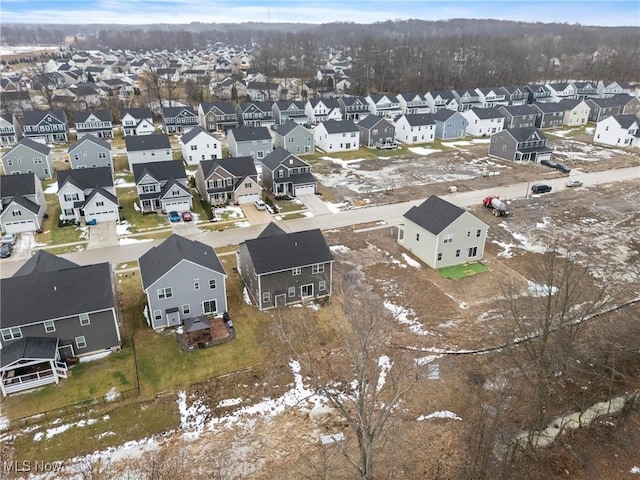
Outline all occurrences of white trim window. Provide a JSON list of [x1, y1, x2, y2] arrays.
[[292, 267, 301, 276], [2, 326, 22, 341], [311, 264, 324, 274], [319, 281, 327, 292], [209, 279, 216, 289], [263, 292, 271, 303], [203, 300, 217, 314], [157, 287, 173, 299], [288, 286, 296, 297], [182, 304, 191, 315], [44, 320, 56, 333], [75, 336, 87, 348], [79, 313, 90, 326]]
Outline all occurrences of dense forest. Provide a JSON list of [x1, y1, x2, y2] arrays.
[[2, 19, 639, 93]]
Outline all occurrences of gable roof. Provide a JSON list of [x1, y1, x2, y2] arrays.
[[257, 222, 287, 238], [58, 166, 114, 190], [499, 104, 537, 116], [356, 115, 392, 129], [0, 172, 38, 199], [84, 186, 119, 206], [7, 138, 51, 156], [125, 133, 170, 152], [261, 148, 309, 170], [340, 96, 368, 107], [273, 120, 309, 136], [162, 106, 197, 118], [68, 134, 112, 153], [467, 107, 504, 120], [200, 101, 236, 115], [432, 109, 461, 121], [403, 195, 466, 234], [133, 160, 187, 183], [319, 119, 358, 134], [1, 337, 59, 368], [400, 113, 435, 126], [120, 107, 153, 119], [503, 127, 546, 142], [242, 228, 333, 275], [531, 102, 566, 114], [139, 234, 225, 288], [73, 109, 112, 123], [22, 109, 67, 126], [13, 250, 79, 277], [274, 101, 305, 110], [6, 195, 41, 215], [200, 156, 257, 180], [610, 114, 640, 129], [180, 127, 216, 145], [229, 126, 271, 142]]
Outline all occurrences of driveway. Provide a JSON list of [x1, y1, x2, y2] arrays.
[[87, 221, 119, 249], [297, 194, 332, 216], [240, 203, 273, 225], [171, 220, 200, 236]]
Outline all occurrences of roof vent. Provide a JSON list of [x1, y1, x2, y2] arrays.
[[54, 286, 57, 291], [289, 159, 293, 165]]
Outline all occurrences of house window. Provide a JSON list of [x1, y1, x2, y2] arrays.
[[2, 327, 22, 341], [209, 279, 216, 289], [12, 210, 22, 217], [456, 249, 461, 257], [194, 280, 200, 290], [468, 246, 478, 257], [301, 284, 314, 297], [190, 145, 197, 150], [226, 178, 233, 186], [153, 310, 162, 321], [96, 201, 104, 207], [476, 229, 482, 237], [98, 152, 107, 159], [319, 280, 327, 292], [244, 182, 252, 188], [75, 336, 87, 349], [64, 193, 80, 202], [263, 292, 271, 303], [437, 253, 443, 261], [157, 287, 173, 299], [443, 234, 453, 244], [80, 313, 90, 326], [416, 233, 420, 241], [492, 137, 497, 143], [292, 267, 301, 276], [183, 304, 191, 315], [203, 300, 217, 314], [288, 287, 296, 297], [312, 264, 324, 274], [44, 320, 56, 333]]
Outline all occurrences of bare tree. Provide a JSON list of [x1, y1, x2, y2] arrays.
[[139, 63, 178, 110], [32, 61, 55, 109]]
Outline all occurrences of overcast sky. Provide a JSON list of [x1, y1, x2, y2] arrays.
[[1, 0, 638, 26]]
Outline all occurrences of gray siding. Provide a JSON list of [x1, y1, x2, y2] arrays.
[[1, 144, 53, 180], [488, 131, 517, 161], [229, 140, 272, 160], [273, 128, 314, 154], [435, 113, 467, 139], [69, 142, 112, 170]]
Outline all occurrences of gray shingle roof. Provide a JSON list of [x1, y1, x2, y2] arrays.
[[200, 101, 236, 115], [58, 166, 114, 190], [401, 114, 435, 126], [356, 115, 391, 129], [403, 195, 465, 235], [261, 148, 309, 171], [125, 133, 170, 151], [468, 107, 504, 120], [611, 114, 640, 129], [68, 134, 111, 153], [180, 126, 215, 144], [73, 109, 112, 124], [120, 107, 153, 119], [8, 138, 51, 156], [133, 160, 187, 183], [504, 127, 546, 142], [1, 337, 58, 368], [273, 120, 308, 136], [229, 126, 271, 142], [139, 234, 225, 288], [432, 109, 459, 121], [242, 228, 333, 275], [319, 119, 357, 134], [13, 250, 78, 277], [257, 222, 287, 238], [11, 195, 41, 215], [200, 157, 257, 180], [22, 109, 67, 126], [498, 105, 537, 117], [162, 106, 197, 118], [0, 172, 37, 199]]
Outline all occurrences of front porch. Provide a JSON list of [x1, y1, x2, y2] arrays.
[[177, 314, 235, 352]]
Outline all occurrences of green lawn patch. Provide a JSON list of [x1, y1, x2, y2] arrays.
[[118, 188, 172, 232], [438, 262, 489, 280], [36, 199, 89, 246]]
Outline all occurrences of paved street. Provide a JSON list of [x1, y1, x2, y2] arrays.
[[0, 165, 638, 278]]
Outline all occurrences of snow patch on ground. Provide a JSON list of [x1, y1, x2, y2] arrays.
[[105, 387, 120, 402], [234, 221, 251, 228], [384, 301, 435, 336], [326, 201, 349, 213], [330, 244, 350, 254], [44, 183, 58, 194], [415, 355, 442, 366], [376, 356, 391, 391], [79, 350, 112, 363], [630, 466, 640, 474], [402, 253, 421, 268], [217, 398, 243, 408], [119, 237, 153, 246], [408, 147, 440, 155], [417, 411, 462, 421], [527, 280, 559, 297], [243, 287, 252, 305], [33, 418, 100, 441], [114, 178, 136, 188]]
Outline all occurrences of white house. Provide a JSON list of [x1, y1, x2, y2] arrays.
[[558, 99, 591, 127], [305, 99, 342, 125], [462, 108, 505, 137], [120, 108, 155, 137], [57, 167, 119, 224], [124, 133, 173, 171], [394, 114, 435, 145], [314, 120, 360, 153], [0, 173, 47, 234], [180, 128, 222, 166], [593, 114, 640, 148]]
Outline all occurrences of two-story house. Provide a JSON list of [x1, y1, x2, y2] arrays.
[[461, 108, 505, 137], [425, 90, 459, 112], [22, 109, 69, 144], [356, 115, 396, 148], [272, 101, 309, 125], [474, 87, 509, 108], [67, 135, 113, 171], [120, 107, 155, 136], [314, 119, 360, 153], [0, 172, 47, 234], [397, 93, 430, 115], [195, 156, 261, 206], [366, 94, 403, 119], [488, 127, 553, 163], [0, 251, 121, 396], [246, 81, 281, 102], [272, 120, 314, 154], [432, 109, 468, 140], [501, 86, 529, 106], [162, 106, 198, 135], [546, 82, 578, 101], [305, 98, 342, 125], [586, 95, 639, 123], [227, 126, 273, 160], [73, 109, 113, 139], [57, 167, 119, 224], [558, 99, 591, 127], [498, 105, 538, 129], [451, 89, 481, 111], [235, 101, 275, 128], [124, 133, 173, 171], [197, 101, 239, 132], [260, 148, 317, 197], [0, 91, 33, 116], [524, 84, 553, 104], [530, 102, 566, 129], [133, 161, 192, 214], [593, 114, 640, 148], [338, 96, 370, 122], [1, 138, 53, 180], [597, 81, 631, 98], [180, 127, 222, 166], [394, 114, 436, 145], [237, 223, 334, 311], [573, 81, 599, 100], [0, 114, 23, 147], [397, 195, 488, 269], [139, 234, 228, 330]]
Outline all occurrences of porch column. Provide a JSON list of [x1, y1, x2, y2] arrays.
[[0, 375, 7, 397], [50, 359, 59, 385]]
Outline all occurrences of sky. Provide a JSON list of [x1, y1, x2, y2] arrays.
[[0, 0, 638, 27]]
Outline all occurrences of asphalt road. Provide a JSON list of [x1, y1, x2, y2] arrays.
[[0, 165, 638, 278]]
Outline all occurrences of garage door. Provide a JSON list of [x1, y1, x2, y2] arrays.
[[4, 219, 36, 233], [236, 193, 260, 204], [86, 210, 119, 223], [163, 200, 191, 212], [294, 184, 316, 196]]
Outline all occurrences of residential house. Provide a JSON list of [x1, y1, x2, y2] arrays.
[[597, 81, 631, 98], [180, 128, 221, 166], [304, 98, 342, 125], [461, 108, 505, 137], [0, 114, 23, 147], [546, 82, 577, 101], [314, 119, 360, 153], [0, 173, 46, 234], [22, 109, 69, 144], [366, 94, 403, 119], [1, 138, 53, 180], [57, 167, 119, 224], [246, 81, 281, 101], [162, 106, 198, 135], [397, 93, 430, 115], [530, 102, 566, 128], [573, 81, 599, 100], [338, 96, 370, 122], [197, 102, 238, 132], [74, 109, 114, 139], [139, 234, 228, 330], [593, 114, 640, 148], [120, 108, 155, 136], [474, 87, 509, 108], [425, 90, 459, 112], [498, 105, 538, 129], [272, 121, 314, 154], [558, 99, 591, 127], [261, 148, 317, 197], [525, 84, 553, 104], [133, 161, 192, 214], [272, 101, 308, 125], [432, 109, 468, 140], [488, 127, 553, 163], [617, 95, 640, 118], [195, 156, 261, 205], [0, 252, 121, 396], [394, 114, 436, 144], [397, 195, 488, 269], [585, 96, 626, 123], [0, 91, 33, 116], [235, 101, 274, 128], [501, 86, 529, 106], [227, 126, 272, 160], [237, 223, 334, 311], [68, 85, 104, 109], [451, 89, 481, 111], [67, 135, 113, 170], [356, 115, 396, 148], [125, 133, 173, 170]]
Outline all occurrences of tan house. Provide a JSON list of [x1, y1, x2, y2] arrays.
[[559, 99, 591, 127]]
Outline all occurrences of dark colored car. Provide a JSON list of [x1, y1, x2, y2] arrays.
[[181, 211, 193, 222], [168, 211, 181, 222], [531, 184, 552, 194], [0, 242, 12, 258], [555, 163, 571, 174], [540, 159, 557, 168]]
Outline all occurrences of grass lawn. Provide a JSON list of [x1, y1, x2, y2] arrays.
[[118, 187, 171, 232], [114, 155, 129, 173], [438, 262, 489, 280], [36, 199, 89, 246]]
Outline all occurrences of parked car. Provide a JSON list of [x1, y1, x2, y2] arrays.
[[555, 163, 571, 174], [168, 211, 181, 222], [254, 200, 266, 211], [181, 211, 193, 222], [2, 233, 16, 246], [540, 159, 557, 168], [531, 184, 552, 194], [566, 179, 583, 187], [0, 242, 12, 258]]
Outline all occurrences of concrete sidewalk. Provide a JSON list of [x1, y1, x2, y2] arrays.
[[298, 194, 331, 216]]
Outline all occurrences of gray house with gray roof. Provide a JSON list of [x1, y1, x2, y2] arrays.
[[227, 126, 273, 160], [67, 135, 113, 170], [432, 109, 468, 139], [237, 224, 334, 310], [139, 234, 228, 330], [488, 127, 553, 163], [272, 120, 314, 154], [133, 161, 192, 214], [260, 148, 317, 197], [195, 157, 261, 206], [1, 138, 53, 180], [0, 172, 47, 234]]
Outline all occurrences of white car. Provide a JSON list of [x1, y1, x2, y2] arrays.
[[2, 234, 16, 246], [566, 179, 583, 188], [254, 200, 266, 211]]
